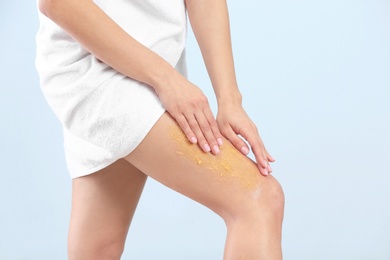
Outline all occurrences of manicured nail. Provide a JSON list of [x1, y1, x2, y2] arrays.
[[203, 144, 211, 152], [264, 160, 268, 168], [190, 137, 197, 144], [212, 145, 220, 154], [241, 147, 249, 155], [217, 138, 223, 146], [268, 164, 272, 172]]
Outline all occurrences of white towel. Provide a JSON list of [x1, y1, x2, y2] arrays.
[[35, 0, 188, 178]]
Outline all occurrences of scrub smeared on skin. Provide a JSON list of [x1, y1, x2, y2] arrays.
[[168, 123, 260, 190]]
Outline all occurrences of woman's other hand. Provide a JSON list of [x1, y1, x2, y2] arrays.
[[155, 72, 223, 155], [216, 102, 275, 176]]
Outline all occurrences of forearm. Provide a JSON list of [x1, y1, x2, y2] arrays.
[[186, 0, 242, 106], [38, 0, 178, 93]]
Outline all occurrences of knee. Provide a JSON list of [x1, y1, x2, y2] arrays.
[[259, 177, 285, 217], [225, 176, 285, 224], [68, 239, 125, 260], [245, 177, 284, 221]]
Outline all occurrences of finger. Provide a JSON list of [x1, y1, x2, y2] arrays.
[[185, 113, 210, 153], [266, 150, 274, 173], [194, 111, 220, 155], [175, 114, 197, 144], [251, 143, 269, 174], [203, 108, 224, 147], [267, 163, 272, 173], [239, 127, 269, 176], [222, 126, 250, 156], [266, 150, 275, 162], [239, 126, 266, 166]]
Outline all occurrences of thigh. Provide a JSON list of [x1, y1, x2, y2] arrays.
[[68, 158, 147, 256], [124, 111, 281, 221]]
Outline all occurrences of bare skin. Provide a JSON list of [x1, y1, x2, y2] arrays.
[[69, 113, 284, 260], [39, 0, 284, 258], [68, 159, 147, 259], [39, 0, 274, 176], [69, 112, 284, 259], [124, 112, 284, 259]]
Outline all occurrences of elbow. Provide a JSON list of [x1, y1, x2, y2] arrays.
[[38, 0, 60, 17]]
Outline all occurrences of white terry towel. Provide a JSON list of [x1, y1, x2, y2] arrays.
[[35, 0, 188, 178]]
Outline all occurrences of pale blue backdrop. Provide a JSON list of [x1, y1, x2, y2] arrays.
[[1, 0, 389, 259]]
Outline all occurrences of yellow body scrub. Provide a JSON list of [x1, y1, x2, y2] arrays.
[[169, 123, 260, 190]]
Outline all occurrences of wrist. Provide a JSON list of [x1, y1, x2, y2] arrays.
[[148, 61, 179, 95], [217, 91, 243, 107]]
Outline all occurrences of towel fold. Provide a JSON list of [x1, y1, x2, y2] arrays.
[[35, 0, 188, 178]]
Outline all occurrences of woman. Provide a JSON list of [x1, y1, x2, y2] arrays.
[[36, 0, 284, 259]]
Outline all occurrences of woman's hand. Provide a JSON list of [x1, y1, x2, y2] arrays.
[[216, 103, 275, 176], [155, 72, 224, 155]]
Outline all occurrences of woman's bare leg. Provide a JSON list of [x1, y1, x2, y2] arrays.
[[68, 158, 147, 260], [124, 111, 284, 259]]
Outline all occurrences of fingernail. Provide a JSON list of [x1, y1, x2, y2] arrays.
[[268, 164, 272, 172], [190, 137, 197, 144], [264, 160, 268, 168], [264, 168, 269, 176], [241, 147, 249, 155], [217, 138, 223, 146], [203, 144, 211, 152], [212, 145, 220, 154]]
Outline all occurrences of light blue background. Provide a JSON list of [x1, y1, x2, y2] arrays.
[[1, 0, 389, 259]]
